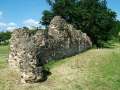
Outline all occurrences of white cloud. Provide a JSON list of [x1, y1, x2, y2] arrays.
[[0, 22, 6, 27], [0, 22, 7, 31], [0, 18, 41, 32], [6, 26, 17, 31], [0, 11, 18, 32], [6, 22, 17, 31], [0, 22, 17, 32], [23, 19, 39, 29], [8, 22, 17, 26]]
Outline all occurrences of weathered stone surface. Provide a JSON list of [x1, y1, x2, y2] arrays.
[[47, 16, 92, 60], [9, 30, 43, 83], [8, 16, 92, 83]]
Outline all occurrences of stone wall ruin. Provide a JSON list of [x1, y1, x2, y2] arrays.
[[8, 16, 92, 83]]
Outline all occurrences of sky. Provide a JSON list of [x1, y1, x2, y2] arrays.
[[0, 0, 120, 32]]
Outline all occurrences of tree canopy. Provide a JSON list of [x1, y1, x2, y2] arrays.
[[0, 31, 11, 45], [41, 0, 117, 47]]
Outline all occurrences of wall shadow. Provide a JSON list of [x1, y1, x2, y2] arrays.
[[39, 67, 52, 82]]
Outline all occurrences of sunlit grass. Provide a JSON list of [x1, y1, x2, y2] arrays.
[[0, 42, 120, 90], [0, 45, 9, 69]]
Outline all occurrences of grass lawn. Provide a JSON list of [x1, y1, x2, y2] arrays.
[[0, 46, 9, 69], [0, 42, 120, 90]]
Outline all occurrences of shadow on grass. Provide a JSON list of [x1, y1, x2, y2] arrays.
[[40, 67, 52, 82], [44, 48, 92, 69], [102, 42, 117, 48], [41, 41, 120, 82], [94, 40, 120, 49]]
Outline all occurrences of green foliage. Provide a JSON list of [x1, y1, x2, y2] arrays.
[[115, 20, 120, 36], [78, 0, 117, 47], [111, 20, 120, 43], [41, 10, 54, 28], [41, 0, 118, 47], [0, 32, 11, 45]]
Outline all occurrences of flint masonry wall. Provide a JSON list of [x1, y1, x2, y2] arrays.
[[8, 16, 92, 83]]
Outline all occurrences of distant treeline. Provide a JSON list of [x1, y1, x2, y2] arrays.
[[0, 27, 44, 45], [0, 31, 11, 45]]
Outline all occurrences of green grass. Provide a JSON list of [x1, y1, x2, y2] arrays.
[[0, 42, 120, 90], [86, 48, 120, 90], [0, 45, 9, 68]]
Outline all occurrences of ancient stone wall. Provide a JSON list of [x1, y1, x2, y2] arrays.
[[8, 16, 92, 83]]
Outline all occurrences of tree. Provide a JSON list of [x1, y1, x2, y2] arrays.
[[42, 0, 78, 26], [115, 20, 120, 41], [41, 0, 117, 47], [41, 10, 54, 28], [0, 31, 11, 45], [78, 0, 117, 47]]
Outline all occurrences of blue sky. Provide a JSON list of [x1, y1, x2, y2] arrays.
[[0, 0, 120, 31]]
